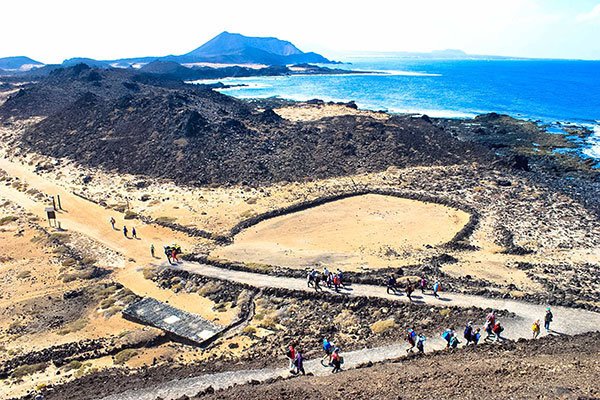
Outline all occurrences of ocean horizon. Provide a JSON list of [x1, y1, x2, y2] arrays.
[[193, 57, 600, 162]]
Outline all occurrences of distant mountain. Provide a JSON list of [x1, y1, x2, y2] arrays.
[[62, 58, 112, 68], [0, 56, 44, 71], [165, 32, 334, 65]]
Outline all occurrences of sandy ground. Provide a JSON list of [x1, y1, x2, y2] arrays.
[[274, 103, 389, 121], [214, 194, 470, 269]]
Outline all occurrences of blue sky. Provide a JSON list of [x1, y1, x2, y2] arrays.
[[1, 0, 599, 63]]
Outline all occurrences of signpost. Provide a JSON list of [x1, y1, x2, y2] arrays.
[[45, 206, 57, 227]]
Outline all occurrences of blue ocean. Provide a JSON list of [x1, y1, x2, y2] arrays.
[[198, 58, 600, 160]]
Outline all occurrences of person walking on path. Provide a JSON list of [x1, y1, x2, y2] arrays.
[[433, 280, 440, 298], [286, 343, 296, 372], [123, 226, 128, 238], [493, 322, 505, 343], [442, 327, 454, 348], [486, 310, 496, 327], [171, 248, 179, 263], [532, 320, 541, 339], [313, 273, 322, 292], [337, 269, 344, 287], [331, 348, 342, 373], [420, 277, 427, 294], [333, 273, 341, 293], [386, 275, 397, 295], [464, 321, 473, 345], [294, 350, 305, 375], [132, 227, 137, 239], [449, 335, 460, 349], [150, 244, 155, 258], [322, 338, 334, 365], [544, 307, 553, 331], [406, 329, 416, 353], [416, 333, 426, 353], [110, 217, 116, 230], [484, 320, 494, 342], [471, 328, 481, 345], [307, 270, 314, 288], [164, 246, 172, 265], [405, 280, 414, 301]]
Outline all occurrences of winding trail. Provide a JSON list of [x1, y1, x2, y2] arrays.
[[98, 260, 600, 400], [2, 155, 600, 400]]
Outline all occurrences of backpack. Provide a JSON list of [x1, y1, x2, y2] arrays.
[[286, 348, 293, 358], [442, 331, 451, 341]]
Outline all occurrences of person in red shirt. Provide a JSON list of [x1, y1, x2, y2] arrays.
[[286, 343, 296, 371]]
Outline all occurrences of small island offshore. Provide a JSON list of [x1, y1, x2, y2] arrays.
[[1, 25, 600, 400]]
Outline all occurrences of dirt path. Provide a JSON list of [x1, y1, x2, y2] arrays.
[[0, 156, 214, 316]]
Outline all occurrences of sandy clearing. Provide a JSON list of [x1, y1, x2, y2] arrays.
[[275, 103, 389, 122], [213, 194, 470, 270], [0, 156, 226, 319]]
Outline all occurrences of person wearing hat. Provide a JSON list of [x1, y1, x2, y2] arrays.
[[464, 321, 473, 345], [544, 307, 553, 331]]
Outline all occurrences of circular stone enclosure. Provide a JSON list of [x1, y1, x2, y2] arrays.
[[212, 194, 470, 271]]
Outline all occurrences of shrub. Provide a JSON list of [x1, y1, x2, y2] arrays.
[[62, 258, 77, 266], [156, 216, 176, 224], [0, 215, 18, 225], [114, 349, 137, 365], [370, 318, 398, 334], [142, 267, 156, 280], [12, 363, 47, 378], [124, 211, 137, 220], [243, 326, 257, 336], [81, 257, 97, 265], [63, 361, 83, 371], [16, 270, 31, 279]]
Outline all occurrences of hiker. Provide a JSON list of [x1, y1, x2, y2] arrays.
[[150, 244, 155, 257], [449, 335, 460, 349], [110, 216, 116, 230], [322, 338, 334, 365], [333, 273, 341, 292], [286, 343, 296, 372], [164, 246, 172, 264], [313, 273, 322, 292], [132, 227, 137, 239], [294, 350, 305, 375], [323, 268, 331, 288], [544, 307, 553, 331], [407, 328, 416, 353], [405, 282, 414, 301], [420, 277, 427, 294], [331, 347, 342, 373], [493, 322, 505, 342], [532, 320, 541, 339], [416, 333, 426, 353], [486, 310, 496, 327], [123, 226, 128, 237], [464, 321, 473, 345], [484, 320, 494, 342], [337, 269, 344, 287], [386, 274, 397, 294], [442, 327, 454, 348], [171, 248, 179, 263], [307, 270, 314, 287], [471, 328, 481, 345], [433, 280, 440, 298]]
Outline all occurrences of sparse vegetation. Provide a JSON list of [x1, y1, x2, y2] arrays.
[[11, 363, 47, 379], [0, 215, 18, 225], [114, 349, 137, 365], [156, 216, 176, 224], [16, 270, 31, 279], [124, 211, 137, 219], [370, 318, 398, 334]]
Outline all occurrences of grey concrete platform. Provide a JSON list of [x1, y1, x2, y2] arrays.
[[123, 297, 224, 346]]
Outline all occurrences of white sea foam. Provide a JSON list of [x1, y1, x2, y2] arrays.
[[582, 124, 600, 160]]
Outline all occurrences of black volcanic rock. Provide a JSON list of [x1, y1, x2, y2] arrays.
[[4, 66, 494, 186]]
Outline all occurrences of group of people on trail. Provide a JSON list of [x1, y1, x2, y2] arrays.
[[532, 307, 553, 338], [386, 275, 440, 300], [164, 244, 181, 264], [110, 216, 137, 239], [322, 338, 343, 373], [285, 339, 343, 376], [406, 329, 427, 353], [307, 268, 344, 292], [286, 343, 305, 375]]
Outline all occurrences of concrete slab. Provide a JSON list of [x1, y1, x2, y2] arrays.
[[123, 297, 224, 346]]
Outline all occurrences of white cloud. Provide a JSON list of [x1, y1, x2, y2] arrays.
[[577, 3, 600, 21]]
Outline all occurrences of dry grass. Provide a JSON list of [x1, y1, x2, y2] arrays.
[[370, 318, 398, 334], [114, 349, 137, 365]]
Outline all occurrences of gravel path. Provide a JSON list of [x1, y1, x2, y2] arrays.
[[103, 261, 600, 400]]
